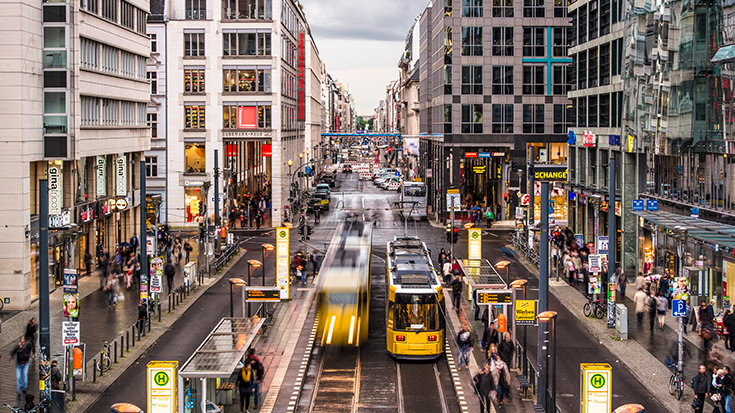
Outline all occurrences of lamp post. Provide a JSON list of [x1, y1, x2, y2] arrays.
[[537, 310, 558, 410], [228, 278, 246, 318], [287, 159, 293, 221], [305, 149, 310, 188], [247, 260, 262, 317], [673, 226, 688, 374], [261, 244, 274, 286], [496, 261, 511, 285], [510, 279, 528, 376]]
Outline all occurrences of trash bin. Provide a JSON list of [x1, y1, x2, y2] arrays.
[[111, 403, 144, 413]]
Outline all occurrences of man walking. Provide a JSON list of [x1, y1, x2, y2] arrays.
[[473, 361, 496, 413], [165, 261, 176, 295], [449, 273, 463, 311], [723, 366, 735, 413], [692, 364, 709, 413], [246, 349, 265, 409], [617, 269, 628, 299], [456, 326, 474, 371], [8, 336, 33, 397], [634, 288, 647, 325], [498, 332, 515, 367], [99, 248, 110, 289]]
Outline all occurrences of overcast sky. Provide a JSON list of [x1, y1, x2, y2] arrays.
[[299, 0, 429, 116]]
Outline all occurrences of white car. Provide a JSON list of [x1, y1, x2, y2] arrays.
[[386, 180, 401, 191]]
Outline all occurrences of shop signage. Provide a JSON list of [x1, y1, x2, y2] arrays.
[[96, 155, 107, 196], [597, 236, 609, 254], [115, 197, 129, 211], [99, 199, 114, 216], [62, 321, 80, 346], [465, 152, 478, 158], [567, 130, 576, 145], [468, 229, 482, 261], [471, 152, 505, 158], [426, 168, 433, 178], [583, 130, 596, 147], [609, 135, 621, 146], [579, 194, 586, 204], [246, 287, 281, 302], [570, 192, 576, 201], [222, 130, 273, 139], [50, 209, 72, 229], [115, 154, 127, 197], [515, 300, 538, 325], [150, 274, 162, 293], [147, 361, 178, 413], [632, 199, 644, 211], [48, 166, 62, 215], [580, 363, 612, 413], [276, 228, 290, 299], [472, 165, 486, 174], [298, 32, 305, 121], [691, 207, 700, 218], [647, 200, 659, 211], [615, 201, 621, 216], [237, 106, 257, 129], [520, 194, 530, 206], [476, 290, 512, 304], [516, 207, 524, 219], [533, 164, 568, 182], [627, 134, 636, 153], [183, 180, 205, 187], [262, 144, 272, 157], [79, 203, 95, 223]]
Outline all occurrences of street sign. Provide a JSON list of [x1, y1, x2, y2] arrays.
[[446, 189, 461, 212], [515, 207, 524, 220], [672, 299, 687, 317], [468, 229, 482, 261], [596, 236, 609, 255], [62, 321, 80, 346], [520, 193, 530, 206], [589, 254, 602, 273], [246, 287, 281, 302], [581, 363, 612, 413], [647, 199, 659, 211], [515, 300, 538, 325], [632, 199, 644, 211], [276, 228, 290, 299], [147, 361, 178, 413], [476, 290, 512, 304]]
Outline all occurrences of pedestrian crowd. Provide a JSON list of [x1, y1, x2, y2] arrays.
[[236, 348, 266, 413], [229, 191, 272, 230], [469, 307, 516, 411]]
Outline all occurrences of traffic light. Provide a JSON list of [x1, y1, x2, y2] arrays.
[[504, 192, 509, 203], [191, 199, 200, 215], [198, 223, 205, 239], [452, 227, 459, 243], [298, 225, 305, 236]]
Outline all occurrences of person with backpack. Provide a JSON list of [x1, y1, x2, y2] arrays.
[[246, 348, 265, 409], [449, 273, 464, 311], [473, 361, 496, 413], [456, 326, 474, 371], [236, 360, 256, 413]]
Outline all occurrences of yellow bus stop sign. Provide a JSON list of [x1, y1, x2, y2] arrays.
[[147, 361, 178, 413], [580, 363, 612, 413]]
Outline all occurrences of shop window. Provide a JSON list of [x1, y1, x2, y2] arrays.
[[184, 104, 206, 129], [222, 105, 270, 129], [461, 65, 482, 95], [145, 156, 158, 177], [258, 105, 271, 128], [185, 187, 204, 223], [185, 143, 206, 174], [492, 0, 513, 17], [523, 0, 544, 17], [553, 104, 572, 133], [492, 104, 514, 133], [461, 26, 483, 56], [223, 106, 237, 129], [553, 65, 571, 95], [184, 32, 205, 57], [523, 66, 544, 95], [185, 69, 206, 93], [523, 104, 544, 133], [147, 113, 158, 138], [523, 27, 545, 57], [461, 0, 483, 17], [461, 103, 483, 134], [185, 0, 206, 19], [554, 0, 567, 17], [444, 104, 452, 134], [492, 65, 513, 95], [492, 27, 514, 56], [223, 32, 271, 56]]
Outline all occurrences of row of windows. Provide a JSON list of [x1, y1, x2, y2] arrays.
[[281, 0, 302, 36], [184, 104, 273, 130], [223, 32, 271, 56], [222, 0, 273, 20], [457, 26, 570, 57], [81, 0, 146, 35], [282, 36, 299, 68], [281, 70, 297, 99], [80, 96, 146, 126], [569, 92, 623, 128], [435, 64, 571, 96], [436, 103, 570, 134], [569, 0, 620, 47], [571, 39, 622, 90], [80, 37, 146, 80], [445, 0, 568, 18], [223, 67, 272, 92]]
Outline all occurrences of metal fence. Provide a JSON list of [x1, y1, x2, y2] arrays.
[[511, 232, 540, 267]]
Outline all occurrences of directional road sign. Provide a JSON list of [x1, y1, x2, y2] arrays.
[[672, 299, 687, 317]]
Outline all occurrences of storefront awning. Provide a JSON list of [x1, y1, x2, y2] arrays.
[[632, 210, 735, 251], [179, 317, 265, 379]]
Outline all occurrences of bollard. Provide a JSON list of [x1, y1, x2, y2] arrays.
[[137, 323, 141, 341], [126, 330, 129, 352], [158, 301, 161, 322], [92, 359, 97, 383], [175, 290, 179, 306], [100, 358, 104, 377], [168, 294, 171, 313], [148, 316, 151, 332], [120, 335, 124, 358], [114, 340, 118, 363]]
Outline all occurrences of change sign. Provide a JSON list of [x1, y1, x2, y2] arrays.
[[533, 164, 568, 182], [515, 300, 537, 325]]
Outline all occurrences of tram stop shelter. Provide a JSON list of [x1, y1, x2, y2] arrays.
[[178, 317, 265, 413], [457, 258, 509, 320]]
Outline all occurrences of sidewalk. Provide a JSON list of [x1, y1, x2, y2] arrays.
[[0, 244, 201, 408]]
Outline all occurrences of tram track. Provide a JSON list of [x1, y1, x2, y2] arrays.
[[308, 335, 362, 413], [396, 360, 454, 413]]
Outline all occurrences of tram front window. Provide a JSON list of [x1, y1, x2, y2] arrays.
[[394, 294, 439, 330], [328, 292, 357, 306]]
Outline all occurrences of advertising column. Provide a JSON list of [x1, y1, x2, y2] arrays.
[[276, 228, 290, 299]]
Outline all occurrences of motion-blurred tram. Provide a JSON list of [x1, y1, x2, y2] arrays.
[[386, 236, 445, 359], [316, 220, 372, 347]]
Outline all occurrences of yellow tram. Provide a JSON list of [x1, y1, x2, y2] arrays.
[[386, 236, 445, 359], [316, 221, 372, 347]]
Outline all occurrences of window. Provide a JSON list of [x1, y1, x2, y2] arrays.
[[81, 38, 99, 71], [257, 105, 271, 128], [184, 104, 205, 129], [445, 0, 453, 16], [461, 66, 482, 95], [444, 104, 452, 134], [461, 104, 483, 134], [184, 33, 205, 57], [588, 47, 598, 88], [137, 103, 146, 126], [222, 0, 272, 19], [223, 106, 237, 128], [553, 27, 569, 57], [222, 67, 271, 92], [222, 104, 271, 129], [461, 27, 483, 56], [462, 0, 483, 16], [185, 143, 206, 174], [145, 157, 158, 177], [523, 27, 544, 57], [588, 0, 598, 40], [185, 69, 206, 93], [600, 93, 610, 127], [522, 104, 544, 133], [577, 96, 586, 127], [82, 0, 98, 14], [492, 27, 514, 56], [121, 1, 134, 29], [102, 99, 118, 126], [492, 0, 513, 17], [588, 95, 598, 127], [148, 72, 157, 94], [121, 101, 135, 126], [136, 9, 146, 34], [553, 104, 572, 133], [444, 27, 453, 64], [223, 32, 271, 56], [147, 113, 158, 138], [523, 66, 544, 95], [577, 50, 587, 89], [600, 0, 610, 35], [578, 5, 587, 44], [600, 43, 610, 86], [554, 0, 566, 17], [492, 66, 513, 95], [524, 0, 544, 17], [492, 104, 514, 133], [552, 65, 571, 95], [186, 0, 206, 19], [444, 65, 452, 94], [121, 51, 135, 78], [150, 34, 157, 53], [81, 96, 99, 126], [101, 0, 117, 22], [101, 45, 118, 74]]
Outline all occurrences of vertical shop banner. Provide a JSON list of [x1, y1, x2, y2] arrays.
[[404, 138, 420, 156], [48, 165, 62, 215], [115, 154, 127, 196], [147, 361, 178, 413], [468, 228, 482, 261], [276, 228, 290, 299], [237, 106, 257, 129], [298, 32, 305, 121], [96, 155, 107, 196]]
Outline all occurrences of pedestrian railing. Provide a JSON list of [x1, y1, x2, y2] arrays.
[[212, 240, 240, 273], [511, 232, 540, 267]]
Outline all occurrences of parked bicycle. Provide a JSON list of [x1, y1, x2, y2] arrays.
[[3, 399, 51, 413], [95, 340, 112, 373], [583, 295, 605, 319], [666, 357, 684, 400]]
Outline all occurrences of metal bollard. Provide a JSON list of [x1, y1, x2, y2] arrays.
[[137, 323, 141, 341], [168, 294, 171, 313], [100, 358, 104, 377], [148, 316, 151, 332], [175, 290, 179, 306], [126, 330, 129, 352], [158, 301, 161, 322], [114, 341, 118, 364], [121, 335, 124, 358], [92, 359, 97, 383]]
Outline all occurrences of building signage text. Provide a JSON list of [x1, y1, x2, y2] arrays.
[[533, 164, 568, 182], [222, 130, 273, 139], [96, 156, 106, 196], [48, 166, 62, 215], [115, 154, 127, 197], [298, 32, 306, 121], [583, 131, 596, 147]]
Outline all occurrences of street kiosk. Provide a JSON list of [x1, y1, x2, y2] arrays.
[[178, 317, 264, 413]]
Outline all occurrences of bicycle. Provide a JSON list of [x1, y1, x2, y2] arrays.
[[3, 399, 51, 413], [583, 295, 605, 319], [666, 357, 684, 400], [95, 341, 112, 373]]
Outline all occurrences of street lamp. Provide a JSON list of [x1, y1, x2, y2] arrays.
[[261, 244, 274, 286], [673, 225, 689, 374], [510, 279, 528, 376], [228, 278, 246, 318], [247, 260, 262, 317], [537, 310, 558, 411], [496, 260, 511, 284]]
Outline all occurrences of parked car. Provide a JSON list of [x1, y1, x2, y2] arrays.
[[316, 183, 331, 196], [342, 164, 353, 173], [321, 173, 336, 188]]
